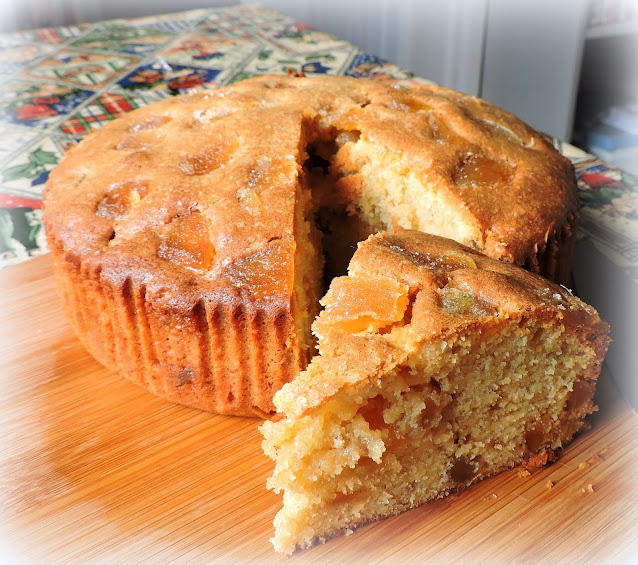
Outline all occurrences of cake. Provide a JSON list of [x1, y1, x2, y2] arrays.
[[43, 75, 580, 416], [261, 230, 610, 554]]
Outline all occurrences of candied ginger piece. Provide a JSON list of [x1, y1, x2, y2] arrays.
[[224, 241, 292, 300], [388, 94, 433, 113], [431, 249, 478, 272], [121, 150, 152, 166], [441, 285, 496, 317], [428, 113, 457, 143], [236, 187, 263, 215], [191, 107, 235, 126], [479, 118, 528, 146], [130, 115, 172, 132], [116, 131, 159, 150], [321, 275, 409, 333], [441, 286, 474, 315], [384, 240, 477, 273], [178, 141, 236, 176], [455, 153, 514, 186], [157, 209, 215, 271], [96, 180, 149, 220]]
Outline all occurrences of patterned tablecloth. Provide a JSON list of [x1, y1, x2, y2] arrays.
[[0, 3, 636, 284]]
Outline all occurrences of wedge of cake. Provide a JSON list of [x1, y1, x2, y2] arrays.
[[261, 230, 610, 554]]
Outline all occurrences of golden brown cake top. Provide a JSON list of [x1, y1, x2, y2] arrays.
[[274, 230, 610, 418], [43, 75, 578, 310]]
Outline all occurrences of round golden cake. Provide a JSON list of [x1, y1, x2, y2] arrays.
[[43, 75, 579, 417]]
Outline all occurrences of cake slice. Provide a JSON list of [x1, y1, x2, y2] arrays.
[[260, 230, 610, 554]]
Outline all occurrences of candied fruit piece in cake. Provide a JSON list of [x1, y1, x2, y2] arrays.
[[440, 285, 475, 314], [261, 230, 610, 554], [440, 285, 496, 317], [319, 275, 409, 334], [223, 240, 293, 301], [178, 140, 237, 175], [454, 153, 514, 186], [179, 150, 220, 175], [157, 209, 215, 270], [130, 115, 172, 131], [116, 130, 160, 150], [96, 180, 149, 220]]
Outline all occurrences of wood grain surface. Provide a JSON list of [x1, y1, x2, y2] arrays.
[[1, 254, 637, 564]]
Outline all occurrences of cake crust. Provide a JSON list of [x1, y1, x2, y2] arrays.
[[44, 75, 580, 416]]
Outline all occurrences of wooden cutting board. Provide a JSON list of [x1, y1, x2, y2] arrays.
[[1, 254, 637, 564]]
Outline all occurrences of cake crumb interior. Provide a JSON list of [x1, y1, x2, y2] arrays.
[[292, 118, 486, 360], [261, 317, 596, 554]]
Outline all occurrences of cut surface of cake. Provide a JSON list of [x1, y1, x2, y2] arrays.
[[43, 74, 580, 416], [261, 230, 610, 554]]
